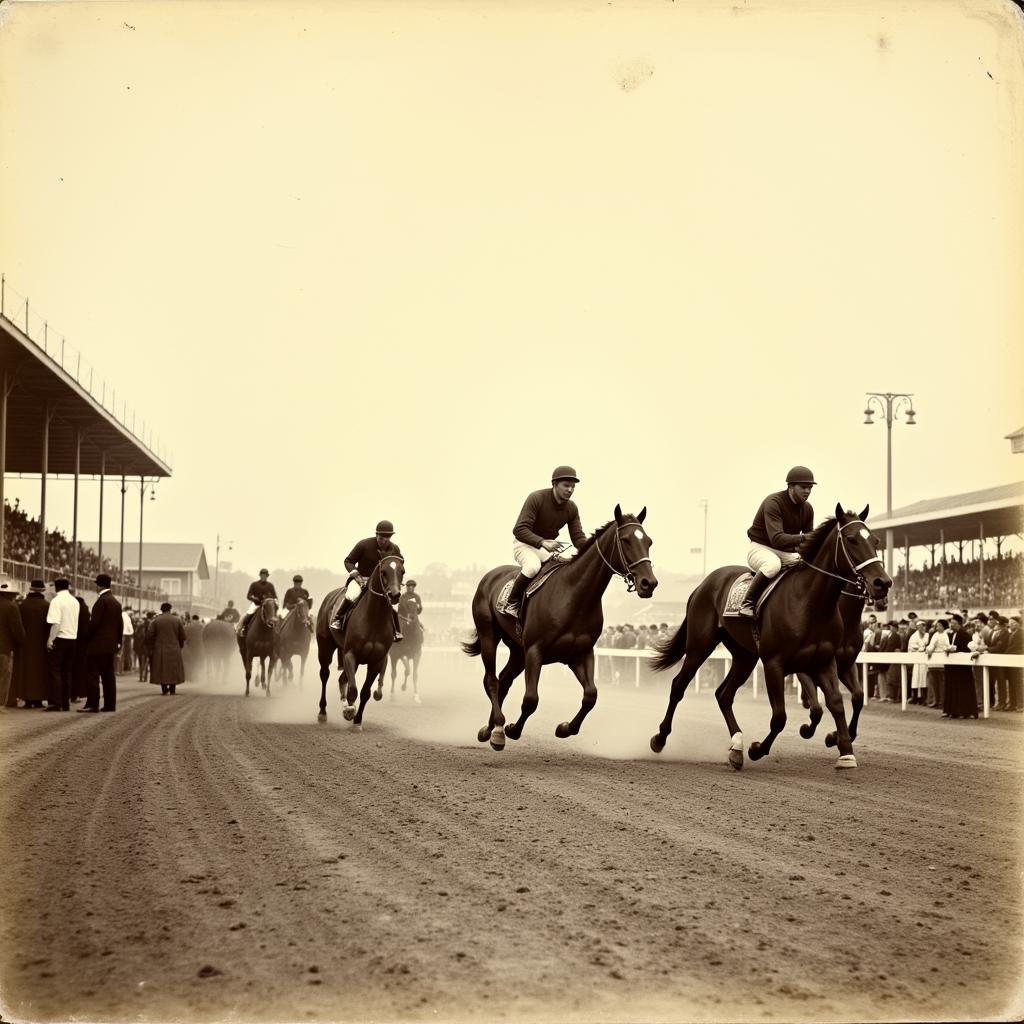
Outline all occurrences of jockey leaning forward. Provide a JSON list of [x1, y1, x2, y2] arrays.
[[238, 568, 278, 637], [329, 520, 404, 641], [282, 574, 314, 633], [738, 465, 816, 619], [504, 465, 587, 620]]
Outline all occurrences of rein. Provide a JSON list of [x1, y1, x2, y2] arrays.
[[594, 522, 651, 593], [803, 520, 881, 591], [368, 554, 405, 598]]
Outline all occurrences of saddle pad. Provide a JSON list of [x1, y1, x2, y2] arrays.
[[496, 561, 567, 616], [722, 570, 785, 618]]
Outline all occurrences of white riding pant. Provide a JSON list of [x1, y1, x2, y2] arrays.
[[245, 601, 258, 615], [344, 577, 363, 602], [512, 540, 552, 579], [747, 542, 801, 579]]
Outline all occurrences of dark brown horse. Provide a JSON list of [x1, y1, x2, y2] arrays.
[[315, 555, 405, 727], [277, 599, 312, 687], [202, 618, 237, 683], [238, 597, 279, 697], [649, 505, 891, 770], [388, 608, 423, 702], [462, 506, 657, 751]]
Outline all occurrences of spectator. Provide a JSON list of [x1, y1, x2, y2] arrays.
[[71, 588, 91, 704], [0, 579, 25, 711], [148, 602, 185, 695], [942, 613, 977, 719], [82, 574, 123, 713], [1006, 615, 1022, 713], [925, 618, 951, 708], [907, 620, 929, 704], [878, 621, 902, 702], [120, 607, 135, 674], [986, 614, 1009, 710], [15, 580, 50, 708], [45, 578, 79, 711]]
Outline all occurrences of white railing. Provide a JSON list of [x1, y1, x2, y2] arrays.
[[426, 645, 1024, 720]]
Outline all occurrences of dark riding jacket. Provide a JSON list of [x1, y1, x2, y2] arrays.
[[282, 586, 311, 611], [246, 580, 278, 605], [513, 489, 586, 548], [747, 490, 813, 552], [345, 538, 403, 578], [219, 606, 240, 623]]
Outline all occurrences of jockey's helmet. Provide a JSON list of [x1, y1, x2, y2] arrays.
[[293, 574, 303, 582], [406, 580, 417, 588], [785, 466, 816, 486], [551, 465, 580, 484], [259, 568, 269, 576], [375, 520, 395, 536]]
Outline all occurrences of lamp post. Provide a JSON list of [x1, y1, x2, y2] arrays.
[[862, 392, 916, 582], [214, 534, 233, 602], [137, 477, 158, 608]]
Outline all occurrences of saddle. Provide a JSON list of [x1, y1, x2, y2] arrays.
[[722, 567, 791, 619]]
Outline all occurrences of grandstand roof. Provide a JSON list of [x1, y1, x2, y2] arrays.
[[1, 314, 171, 478], [870, 481, 1024, 547], [82, 542, 209, 577]]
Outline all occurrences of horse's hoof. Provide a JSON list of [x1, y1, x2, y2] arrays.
[[728, 747, 744, 770], [401, 683, 407, 691], [413, 695, 421, 705], [554, 722, 573, 739], [372, 689, 382, 702], [824, 732, 837, 748], [505, 723, 522, 741], [748, 742, 763, 761], [317, 712, 327, 723], [650, 735, 665, 754], [477, 726, 492, 743], [489, 727, 505, 751], [342, 706, 356, 722], [835, 754, 858, 770], [799, 723, 813, 740], [353, 723, 363, 732]]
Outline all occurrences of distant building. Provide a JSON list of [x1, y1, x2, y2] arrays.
[[1006, 426, 1024, 455], [83, 541, 212, 614]]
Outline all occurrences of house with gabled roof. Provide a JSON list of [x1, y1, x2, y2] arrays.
[[82, 541, 211, 613]]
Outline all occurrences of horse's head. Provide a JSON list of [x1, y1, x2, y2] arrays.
[[294, 598, 309, 622], [833, 504, 892, 601], [613, 504, 658, 597], [260, 597, 278, 625], [373, 555, 405, 605]]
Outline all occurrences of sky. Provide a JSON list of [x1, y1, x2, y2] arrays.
[[1, 0, 1022, 581]]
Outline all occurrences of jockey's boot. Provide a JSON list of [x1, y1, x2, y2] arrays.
[[329, 599, 350, 633], [238, 612, 252, 638], [737, 571, 771, 619], [504, 572, 530, 619]]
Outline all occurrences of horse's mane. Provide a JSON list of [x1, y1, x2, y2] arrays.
[[798, 517, 837, 561], [571, 517, 637, 559]]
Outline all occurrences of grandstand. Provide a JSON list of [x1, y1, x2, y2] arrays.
[[0, 279, 172, 604], [871, 480, 1024, 616]]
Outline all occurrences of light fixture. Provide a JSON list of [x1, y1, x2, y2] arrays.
[[863, 408, 874, 425]]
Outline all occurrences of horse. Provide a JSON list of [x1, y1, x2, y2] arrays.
[[277, 599, 312, 687], [201, 618, 237, 682], [462, 505, 657, 751], [315, 555, 405, 727], [649, 505, 891, 770], [238, 597, 279, 697], [388, 608, 424, 702]]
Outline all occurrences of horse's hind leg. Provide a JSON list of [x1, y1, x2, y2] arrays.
[[714, 645, 758, 770], [505, 646, 542, 741], [475, 633, 509, 750], [650, 619, 719, 754], [316, 637, 333, 720], [796, 671, 825, 739], [749, 659, 787, 762]]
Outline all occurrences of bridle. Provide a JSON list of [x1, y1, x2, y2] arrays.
[[803, 519, 884, 594], [368, 554, 405, 599], [259, 598, 277, 625], [595, 522, 652, 593]]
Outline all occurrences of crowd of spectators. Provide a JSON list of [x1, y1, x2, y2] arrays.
[[3, 499, 139, 586], [894, 553, 1022, 611]]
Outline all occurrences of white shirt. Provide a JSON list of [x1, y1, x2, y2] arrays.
[[46, 590, 80, 639], [122, 611, 134, 636]]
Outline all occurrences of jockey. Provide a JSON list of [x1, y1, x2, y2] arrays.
[[329, 520, 404, 640], [504, 465, 587, 620], [239, 569, 278, 637], [738, 466, 816, 619], [282, 574, 314, 632], [218, 599, 240, 624], [398, 580, 423, 638]]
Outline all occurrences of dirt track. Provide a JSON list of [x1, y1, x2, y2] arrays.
[[1, 651, 1022, 1024]]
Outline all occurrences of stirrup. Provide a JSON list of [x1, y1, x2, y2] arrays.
[[330, 617, 342, 631], [737, 604, 756, 619], [394, 631, 404, 641], [504, 602, 520, 619]]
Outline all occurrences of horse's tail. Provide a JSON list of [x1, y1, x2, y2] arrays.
[[649, 618, 687, 672], [461, 631, 481, 658]]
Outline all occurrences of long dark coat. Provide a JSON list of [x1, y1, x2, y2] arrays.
[[148, 613, 186, 686], [15, 593, 50, 703]]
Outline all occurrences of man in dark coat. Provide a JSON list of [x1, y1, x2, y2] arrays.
[[71, 590, 92, 704], [148, 603, 186, 695], [219, 600, 240, 624], [942, 613, 977, 719], [330, 521, 404, 639], [82, 574, 123, 712], [0, 580, 26, 710], [15, 580, 50, 707]]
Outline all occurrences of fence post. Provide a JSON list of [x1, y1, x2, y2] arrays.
[[900, 665, 907, 710], [982, 664, 990, 719]]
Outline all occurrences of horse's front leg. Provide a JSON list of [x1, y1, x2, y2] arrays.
[[505, 645, 542, 741], [816, 663, 857, 768], [354, 661, 385, 727], [341, 651, 359, 721], [558, 650, 597, 738], [749, 659, 787, 762], [316, 637, 333, 721]]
